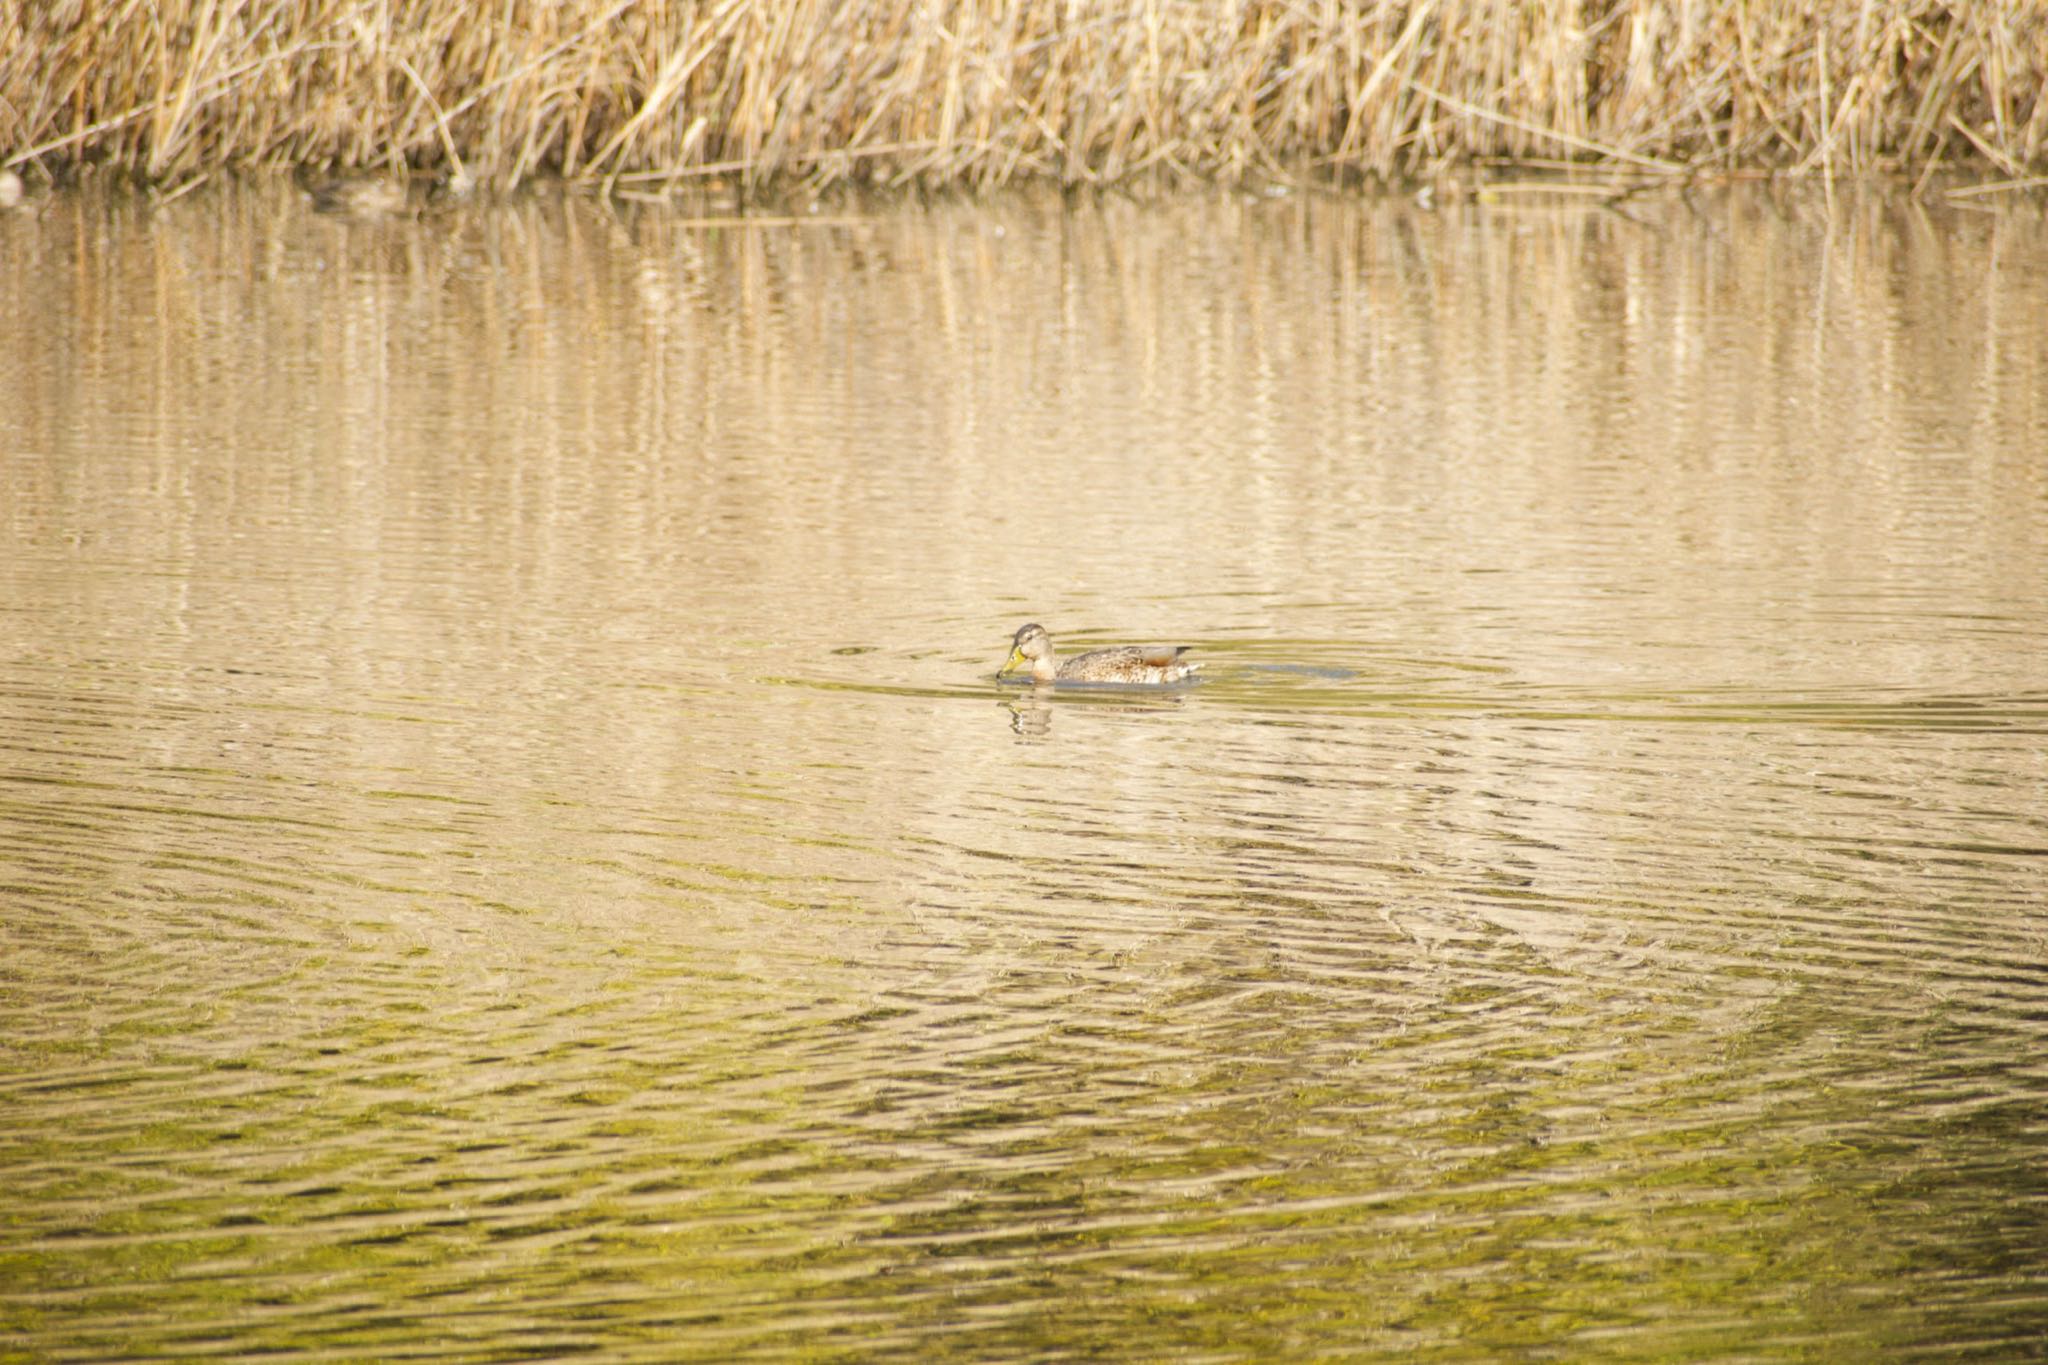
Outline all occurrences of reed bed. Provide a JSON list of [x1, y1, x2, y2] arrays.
[[3, 0, 2045, 192]]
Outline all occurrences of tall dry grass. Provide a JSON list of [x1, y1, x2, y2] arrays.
[[3, 0, 2045, 192]]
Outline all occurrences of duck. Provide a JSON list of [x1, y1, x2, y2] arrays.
[[1001, 622, 1200, 685], [310, 176, 411, 217]]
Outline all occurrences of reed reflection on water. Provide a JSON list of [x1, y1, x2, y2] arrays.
[[1, 182, 2046, 1359]]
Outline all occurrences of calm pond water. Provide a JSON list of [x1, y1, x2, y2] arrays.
[[3, 179, 2046, 1360]]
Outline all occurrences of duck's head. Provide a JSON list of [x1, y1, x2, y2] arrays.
[[1004, 622, 1053, 673]]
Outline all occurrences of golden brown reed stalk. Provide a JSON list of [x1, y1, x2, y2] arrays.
[[1, 1, 2042, 192]]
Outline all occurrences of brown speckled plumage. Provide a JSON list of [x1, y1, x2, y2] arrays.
[[1001, 622, 1199, 685], [310, 177, 410, 217]]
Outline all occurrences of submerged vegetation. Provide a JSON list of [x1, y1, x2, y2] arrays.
[[3, 0, 2045, 193]]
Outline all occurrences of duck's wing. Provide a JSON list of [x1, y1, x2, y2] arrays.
[[1057, 644, 1197, 681]]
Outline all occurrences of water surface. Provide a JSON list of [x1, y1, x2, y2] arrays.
[[3, 181, 2046, 1359]]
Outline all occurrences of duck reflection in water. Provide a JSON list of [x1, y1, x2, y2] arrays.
[[1002, 689, 1188, 736], [1004, 694, 1054, 736]]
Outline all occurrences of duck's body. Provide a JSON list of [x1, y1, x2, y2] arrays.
[[1002, 623, 1200, 686], [311, 177, 410, 217]]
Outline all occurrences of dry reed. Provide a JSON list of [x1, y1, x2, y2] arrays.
[[2, 0, 2044, 192]]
